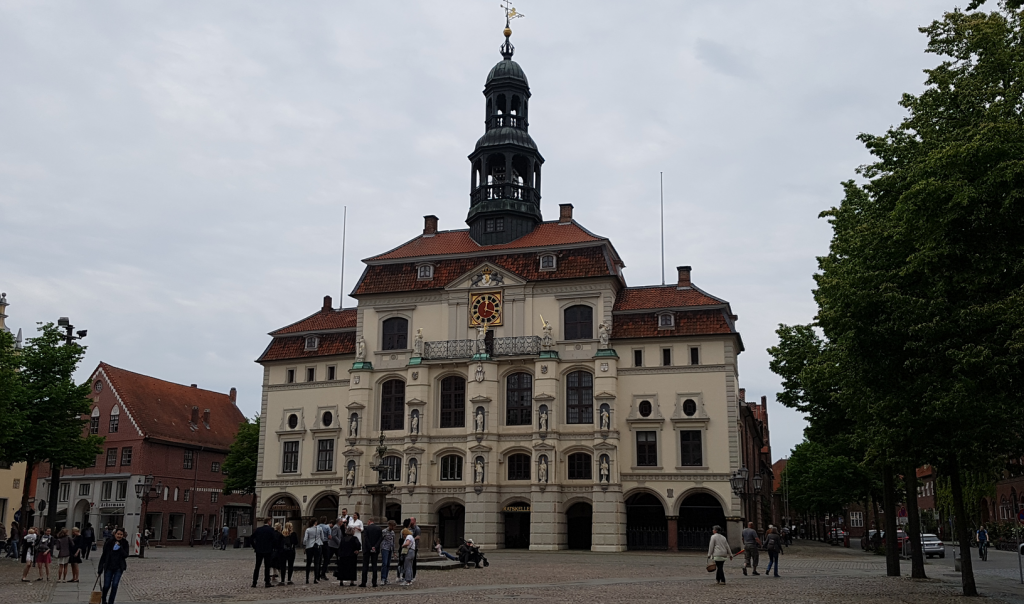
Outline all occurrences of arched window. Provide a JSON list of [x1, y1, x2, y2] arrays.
[[382, 317, 408, 350], [381, 455, 402, 482], [507, 453, 531, 481], [567, 453, 592, 480], [566, 371, 594, 424], [381, 380, 405, 431], [505, 373, 533, 426], [440, 376, 466, 428], [109, 405, 120, 433], [90, 407, 100, 435], [440, 455, 463, 481], [564, 305, 593, 340]]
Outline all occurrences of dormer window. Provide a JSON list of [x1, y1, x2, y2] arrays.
[[658, 313, 674, 328], [539, 254, 557, 271], [417, 264, 434, 280], [304, 335, 319, 351], [484, 218, 504, 233]]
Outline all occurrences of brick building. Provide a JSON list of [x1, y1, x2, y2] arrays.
[[37, 363, 251, 545]]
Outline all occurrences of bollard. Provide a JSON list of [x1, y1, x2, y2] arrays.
[[844, 534, 850, 548], [954, 548, 962, 572]]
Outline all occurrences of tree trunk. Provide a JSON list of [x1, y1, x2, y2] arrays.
[[882, 464, 901, 576], [47, 463, 61, 531], [872, 495, 882, 550], [948, 459, 978, 596], [19, 460, 34, 530], [904, 463, 926, 578]]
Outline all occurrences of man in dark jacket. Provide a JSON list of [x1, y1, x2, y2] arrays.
[[359, 516, 384, 588], [251, 518, 276, 588], [97, 528, 130, 604]]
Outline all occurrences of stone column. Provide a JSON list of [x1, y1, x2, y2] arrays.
[[529, 485, 563, 550], [725, 516, 743, 552], [464, 486, 501, 549], [591, 486, 625, 552], [666, 516, 679, 552]]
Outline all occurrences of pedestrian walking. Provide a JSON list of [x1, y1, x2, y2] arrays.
[[201, 528, 208, 546], [336, 524, 359, 586], [302, 518, 322, 584], [20, 527, 37, 582], [70, 527, 84, 583], [380, 520, 397, 586], [316, 517, 332, 580], [397, 527, 417, 586], [325, 518, 343, 580], [251, 518, 276, 588], [359, 516, 383, 587], [707, 525, 733, 585], [8, 521, 19, 560], [97, 528, 130, 604], [220, 525, 229, 550], [280, 522, 297, 585], [741, 522, 761, 576], [54, 528, 74, 582], [82, 524, 94, 560], [764, 527, 783, 577]]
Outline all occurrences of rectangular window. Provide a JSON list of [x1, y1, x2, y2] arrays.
[[327, 366, 336, 381], [662, 348, 672, 367], [168, 513, 185, 540], [540, 255, 555, 269], [120, 447, 133, 466], [484, 218, 504, 233], [109, 414, 119, 433], [566, 371, 594, 424], [116, 480, 127, 501], [659, 313, 674, 327], [90, 416, 99, 435], [633, 349, 643, 367], [440, 377, 466, 428], [507, 454, 531, 481], [850, 511, 864, 527], [282, 441, 299, 473], [680, 430, 703, 466], [286, 369, 295, 384], [211, 461, 220, 473], [505, 373, 533, 426], [184, 489, 190, 502], [316, 439, 335, 472], [418, 265, 433, 279], [211, 492, 219, 503], [440, 455, 463, 481], [101, 481, 112, 501], [58, 483, 70, 502], [183, 450, 194, 470], [636, 431, 658, 466], [78, 484, 90, 497], [106, 448, 117, 467], [306, 367, 315, 382], [496, 218, 504, 231], [690, 347, 700, 365], [567, 453, 592, 480]]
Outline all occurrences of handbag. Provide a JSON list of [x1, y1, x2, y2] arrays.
[[89, 575, 103, 604], [706, 562, 717, 572]]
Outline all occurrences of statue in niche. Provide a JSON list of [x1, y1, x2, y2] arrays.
[[355, 335, 366, 361], [538, 458, 548, 484], [408, 461, 417, 485], [350, 415, 358, 437], [540, 315, 554, 350], [475, 409, 485, 433], [538, 408, 548, 432], [600, 407, 610, 431], [413, 328, 424, 356], [410, 412, 419, 435], [346, 466, 356, 486], [598, 322, 611, 348], [475, 324, 488, 355], [600, 457, 610, 484], [474, 459, 485, 483]]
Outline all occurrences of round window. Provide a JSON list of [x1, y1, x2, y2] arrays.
[[683, 399, 697, 417], [638, 400, 652, 417], [287, 414, 298, 429], [322, 411, 333, 427], [94, 380, 103, 393]]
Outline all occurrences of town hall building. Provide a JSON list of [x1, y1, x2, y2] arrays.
[[254, 25, 766, 552]]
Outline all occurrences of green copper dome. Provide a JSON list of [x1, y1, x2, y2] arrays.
[[486, 59, 529, 87]]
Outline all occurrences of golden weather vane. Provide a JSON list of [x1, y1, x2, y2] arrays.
[[501, 0, 524, 25]]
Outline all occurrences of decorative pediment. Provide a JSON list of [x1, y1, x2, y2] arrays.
[[594, 442, 618, 451], [532, 442, 556, 452], [406, 397, 427, 407], [595, 391, 617, 400], [468, 444, 492, 453], [343, 448, 364, 457], [470, 395, 492, 404], [403, 445, 426, 455], [533, 393, 555, 402], [345, 402, 366, 410], [444, 263, 527, 291]]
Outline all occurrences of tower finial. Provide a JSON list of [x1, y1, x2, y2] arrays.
[[500, 1, 524, 59]]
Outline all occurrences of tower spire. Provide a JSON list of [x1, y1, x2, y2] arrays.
[[500, 1, 524, 60]]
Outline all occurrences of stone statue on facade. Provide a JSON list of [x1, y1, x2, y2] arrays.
[[474, 324, 488, 355], [474, 459, 485, 483], [475, 409, 485, 432], [600, 407, 610, 431], [598, 322, 610, 349], [540, 315, 554, 350], [408, 461, 417, 485], [413, 328, 424, 356], [346, 466, 356, 486], [350, 415, 358, 437], [355, 335, 366, 361], [410, 413, 419, 435], [538, 458, 548, 483], [600, 457, 610, 484], [539, 408, 548, 432]]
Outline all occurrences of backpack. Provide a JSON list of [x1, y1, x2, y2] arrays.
[[34, 537, 48, 555]]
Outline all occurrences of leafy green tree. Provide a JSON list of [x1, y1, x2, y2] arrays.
[[223, 416, 260, 526], [783, 441, 867, 516], [0, 331, 26, 457]]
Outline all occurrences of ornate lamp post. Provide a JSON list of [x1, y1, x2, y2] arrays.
[[364, 431, 396, 522], [134, 474, 160, 558]]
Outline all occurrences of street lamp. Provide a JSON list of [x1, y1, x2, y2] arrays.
[[752, 472, 764, 493], [135, 475, 160, 559], [730, 468, 749, 496]]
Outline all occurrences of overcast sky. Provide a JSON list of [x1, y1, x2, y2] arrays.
[[0, 0, 957, 459]]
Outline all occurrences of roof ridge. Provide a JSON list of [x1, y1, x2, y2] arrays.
[[99, 362, 230, 396], [269, 307, 355, 336]]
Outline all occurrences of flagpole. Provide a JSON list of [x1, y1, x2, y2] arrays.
[[339, 206, 347, 309], [660, 172, 665, 286]]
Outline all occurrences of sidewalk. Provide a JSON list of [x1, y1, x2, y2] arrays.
[[49, 556, 134, 604]]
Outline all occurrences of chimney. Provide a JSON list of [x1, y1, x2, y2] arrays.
[[190, 384, 198, 388], [191, 406, 199, 425], [423, 215, 438, 236], [761, 395, 767, 406], [203, 409, 210, 427], [676, 265, 692, 288], [739, 388, 746, 404], [229, 387, 237, 404], [558, 204, 574, 224], [322, 295, 333, 311]]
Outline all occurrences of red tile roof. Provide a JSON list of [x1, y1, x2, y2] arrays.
[[93, 362, 247, 451], [270, 308, 357, 335], [614, 285, 725, 311], [367, 221, 605, 261], [611, 310, 735, 339], [257, 331, 356, 363], [353, 246, 614, 296]]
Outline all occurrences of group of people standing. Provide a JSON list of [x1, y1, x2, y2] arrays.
[[708, 522, 784, 585]]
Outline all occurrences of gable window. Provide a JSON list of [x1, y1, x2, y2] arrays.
[[507, 453, 531, 481], [662, 348, 672, 367], [211, 461, 221, 473], [90, 408, 100, 435], [183, 450, 194, 470], [564, 305, 593, 340], [680, 430, 703, 466], [381, 455, 402, 482], [316, 439, 335, 472], [440, 455, 463, 481], [566, 370, 594, 424], [690, 347, 700, 365], [567, 452, 592, 480], [636, 431, 658, 466], [286, 369, 295, 384], [380, 380, 405, 431], [382, 317, 409, 350], [327, 365, 336, 381], [282, 441, 299, 473], [417, 264, 434, 279], [121, 447, 133, 466], [540, 254, 556, 270], [106, 448, 117, 467], [304, 336, 319, 351], [109, 406, 120, 433], [440, 376, 466, 428], [633, 349, 643, 367], [505, 372, 532, 426], [658, 313, 674, 328]]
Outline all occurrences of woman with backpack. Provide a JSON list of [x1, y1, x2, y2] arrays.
[[763, 527, 783, 577], [97, 528, 130, 604]]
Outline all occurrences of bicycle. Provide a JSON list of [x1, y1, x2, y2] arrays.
[[212, 535, 224, 550], [978, 540, 988, 561]]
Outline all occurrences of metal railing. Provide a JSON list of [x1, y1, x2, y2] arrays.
[[678, 528, 715, 550], [471, 183, 538, 205], [492, 335, 541, 356], [626, 528, 668, 551], [421, 336, 542, 360], [423, 339, 475, 360]]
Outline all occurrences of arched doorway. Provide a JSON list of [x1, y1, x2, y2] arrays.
[[438, 503, 465, 548], [503, 501, 531, 549], [311, 494, 338, 522], [267, 495, 302, 532], [677, 492, 726, 550], [626, 493, 667, 550], [566, 502, 592, 550], [73, 499, 91, 530]]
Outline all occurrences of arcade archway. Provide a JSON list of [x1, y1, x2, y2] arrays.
[[503, 501, 531, 549], [677, 492, 726, 550], [566, 502, 593, 550], [311, 494, 338, 522], [626, 492, 667, 550], [437, 503, 465, 548]]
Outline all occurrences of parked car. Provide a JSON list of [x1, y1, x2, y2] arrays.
[[881, 530, 907, 547], [862, 530, 881, 550], [921, 533, 945, 558], [828, 528, 848, 540]]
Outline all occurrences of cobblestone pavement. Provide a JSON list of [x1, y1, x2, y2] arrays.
[[0, 541, 1016, 604]]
